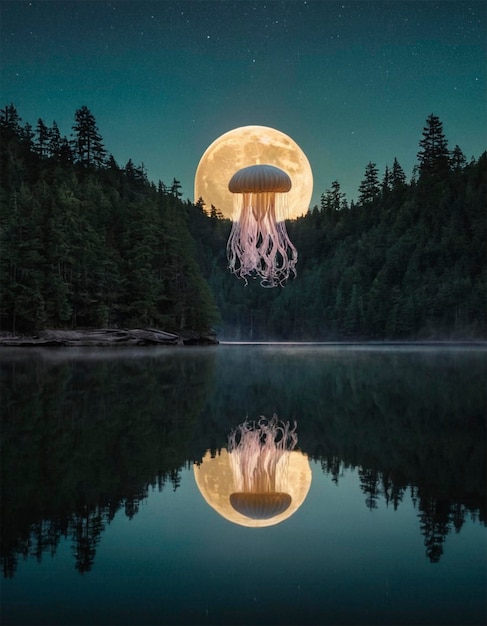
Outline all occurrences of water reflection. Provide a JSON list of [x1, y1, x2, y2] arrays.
[[194, 416, 312, 527], [0, 347, 217, 577], [1, 345, 485, 582]]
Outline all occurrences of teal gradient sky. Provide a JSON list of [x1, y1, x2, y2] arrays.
[[1, 0, 485, 208]]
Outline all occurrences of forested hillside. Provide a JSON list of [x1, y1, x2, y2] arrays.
[[0, 105, 218, 334], [1, 105, 485, 339]]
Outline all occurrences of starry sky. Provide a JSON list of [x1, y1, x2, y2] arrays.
[[1, 0, 486, 208]]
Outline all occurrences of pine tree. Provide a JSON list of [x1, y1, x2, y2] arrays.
[[170, 178, 183, 198], [321, 180, 347, 212], [382, 165, 392, 194], [0, 105, 26, 190], [47, 120, 73, 163], [358, 162, 380, 204], [48, 121, 61, 158], [417, 114, 450, 178], [124, 159, 146, 187], [391, 157, 406, 188], [71, 106, 106, 168], [450, 145, 466, 171], [0, 104, 22, 136], [35, 119, 49, 158], [21, 123, 35, 151]]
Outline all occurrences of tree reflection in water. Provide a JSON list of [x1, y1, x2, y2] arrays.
[[1, 346, 485, 576]]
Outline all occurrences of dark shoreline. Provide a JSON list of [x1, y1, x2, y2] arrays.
[[0, 328, 219, 347]]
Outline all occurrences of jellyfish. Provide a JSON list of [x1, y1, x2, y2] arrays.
[[227, 164, 298, 288], [227, 414, 298, 520], [193, 415, 311, 527]]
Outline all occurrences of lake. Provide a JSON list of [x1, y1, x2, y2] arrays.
[[1, 343, 486, 626]]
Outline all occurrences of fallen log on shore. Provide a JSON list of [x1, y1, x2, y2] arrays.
[[0, 328, 218, 347]]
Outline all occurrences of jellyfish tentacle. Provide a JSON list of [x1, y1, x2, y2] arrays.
[[228, 415, 298, 494], [227, 166, 297, 287]]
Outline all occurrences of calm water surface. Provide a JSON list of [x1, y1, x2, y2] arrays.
[[1, 344, 486, 625]]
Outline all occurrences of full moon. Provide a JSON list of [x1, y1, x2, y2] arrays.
[[194, 125, 313, 219], [194, 449, 312, 528]]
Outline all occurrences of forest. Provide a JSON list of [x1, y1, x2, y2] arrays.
[[1, 104, 485, 339]]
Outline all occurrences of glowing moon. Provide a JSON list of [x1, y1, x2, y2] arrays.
[[194, 449, 312, 528], [194, 125, 313, 219]]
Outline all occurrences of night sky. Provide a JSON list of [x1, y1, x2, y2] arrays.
[[1, 0, 485, 207]]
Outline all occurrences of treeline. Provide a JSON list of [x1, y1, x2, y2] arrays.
[[1, 105, 486, 339], [191, 114, 486, 339], [0, 104, 218, 333]]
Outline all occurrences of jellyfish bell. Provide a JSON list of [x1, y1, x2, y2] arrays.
[[229, 492, 292, 520], [227, 164, 297, 287], [228, 164, 292, 195], [193, 415, 312, 528]]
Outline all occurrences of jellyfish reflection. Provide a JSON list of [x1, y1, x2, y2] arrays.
[[228, 415, 297, 519], [227, 164, 298, 287], [194, 415, 311, 527]]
